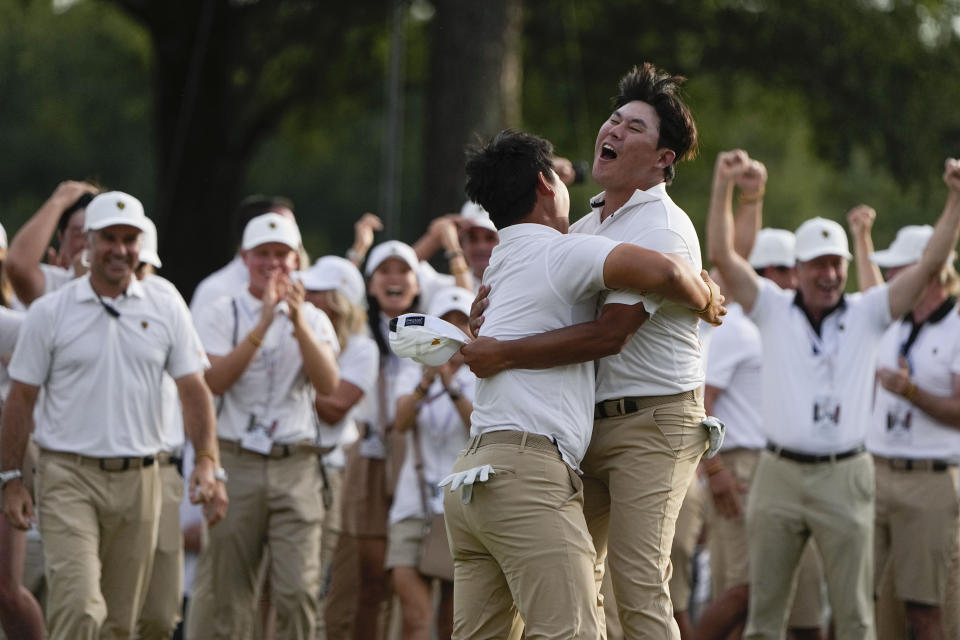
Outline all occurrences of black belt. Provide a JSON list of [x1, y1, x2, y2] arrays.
[[766, 443, 865, 464], [42, 449, 156, 472], [595, 389, 697, 420], [875, 456, 956, 472]]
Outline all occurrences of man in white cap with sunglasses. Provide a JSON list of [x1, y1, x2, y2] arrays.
[[188, 212, 340, 640], [0, 190, 226, 640], [708, 150, 960, 639], [864, 224, 960, 639]]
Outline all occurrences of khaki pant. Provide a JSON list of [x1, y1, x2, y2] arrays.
[[35, 451, 161, 640], [137, 463, 184, 639], [745, 451, 875, 640], [186, 447, 324, 640], [707, 448, 825, 629], [443, 436, 601, 640], [670, 473, 705, 614], [583, 393, 707, 639], [874, 461, 960, 605]]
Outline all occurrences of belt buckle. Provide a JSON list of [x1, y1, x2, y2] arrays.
[[616, 398, 626, 417], [99, 458, 130, 472]]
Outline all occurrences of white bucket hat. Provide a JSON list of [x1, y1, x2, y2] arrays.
[[389, 313, 470, 366], [749, 228, 796, 269], [870, 225, 934, 268], [138, 217, 162, 269], [241, 212, 301, 251], [794, 217, 852, 262], [427, 286, 474, 319], [84, 191, 149, 233], [460, 200, 497, 233], [299, 255, 366, 306], [365, 240, 419, 277]]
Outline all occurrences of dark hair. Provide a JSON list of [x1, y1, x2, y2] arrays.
[[614, 63, 698, 184], [233, 195, 295, 246], [366, 293, 420, 358], [57, 191, 95, 235], [464, 129, 556, 229]]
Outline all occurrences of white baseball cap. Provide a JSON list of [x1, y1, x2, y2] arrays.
[[794, 217, 852, 262], [0, 222, 7, 250], [138, 217, 162, 268], [300, 255, 366, 306], [389, 313, 470, 366], [365, 240, 419, 277], [460, 200, 497, 233], [241, 212, 301, 251], [428, 286, 474, 319], [748, 228, 796, 269], [870, 225, 934, 268], [84, 191, 149, 232]]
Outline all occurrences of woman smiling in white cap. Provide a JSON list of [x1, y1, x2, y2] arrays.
[[333, 239, 421, 640]]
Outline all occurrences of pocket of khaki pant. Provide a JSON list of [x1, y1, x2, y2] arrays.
[[652, 402, 698, 453]]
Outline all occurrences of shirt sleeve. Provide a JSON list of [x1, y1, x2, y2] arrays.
[[339, 336, 380, 396], [0, 307, 25, 358], [307, 305, 341, 356], [747, 277, 790, 329], [705, 324, 745, 390], [630, 227, 697, 263], [546, 235, 621, 305], [193, 298, 234, 358], [165, 292, 210, 379], [860, 283, 893, 334], [7, 298, 55, 387]]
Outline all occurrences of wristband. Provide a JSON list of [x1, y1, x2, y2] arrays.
[[195, 450, 217, 465], [445, 248, 465, 260], [414, 384, 430, 397], [247, 333, 263, 348], [903, 381, 917, 401], [447, 388, 463, 401], [738, 188, 765, 204], [696, 282, 714, 315], [346, 248, 363, 263]]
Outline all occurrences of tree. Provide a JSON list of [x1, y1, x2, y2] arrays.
[[106, 0, 386, 296]]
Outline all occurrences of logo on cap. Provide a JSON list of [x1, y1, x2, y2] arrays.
[[269, 222, 277, 229], [117, 201, 126, 210], [431, 338, 441, 345], [822, 230, 829, 238]]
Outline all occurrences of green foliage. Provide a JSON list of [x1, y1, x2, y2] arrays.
[[0, 0, 153, 227]]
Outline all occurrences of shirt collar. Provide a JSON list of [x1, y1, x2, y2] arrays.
[[905, 295, 956, 326], [792, 289, 847, 337], [589, 182, 668, 218], [496, 222, 563, 243], [75, 273, 146, 303]]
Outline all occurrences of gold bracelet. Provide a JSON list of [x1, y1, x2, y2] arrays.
[[696, 282, 714, 315], [738, 188, 765, 204], [450, 263, 470, 276], [414, 384, 429, 397], [247, 333, 263, 348], [903, 381, 917, 401], [195, 449, 217, 464]]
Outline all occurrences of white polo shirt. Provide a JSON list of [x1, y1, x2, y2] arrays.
[[10, 265, 76, 312], [472, 223, 620, 468], [193, 289, 339, 444], [9, 274, 207, 457], [571, 183, 704, 400], [869, 298, 960, 461], [189, 255, 248, 316], [704, 303, 765, 451], [389, 363, 476, 523], [750, 278, 892, 454], [316, 332, 379, 452]]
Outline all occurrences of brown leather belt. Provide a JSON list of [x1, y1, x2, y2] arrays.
[[41, 448, 156, 472], [218, 437, 333, 459], [468, 430, 560, 458], [875, 456, 955, 472], [595, 389, 697, 420]]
